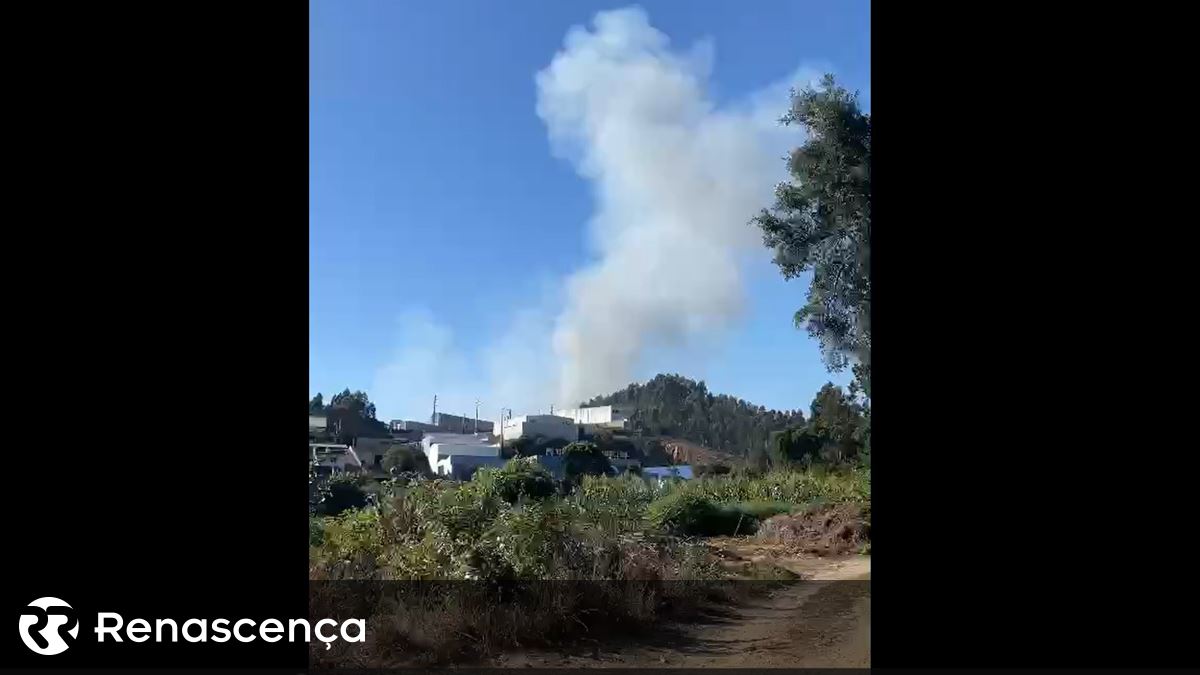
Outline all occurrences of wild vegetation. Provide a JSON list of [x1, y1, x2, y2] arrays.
[[315, 466, 732, 581], [310, 461, 868, 664]]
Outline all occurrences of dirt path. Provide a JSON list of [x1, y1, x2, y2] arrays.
[[492, 549, 870, 669]]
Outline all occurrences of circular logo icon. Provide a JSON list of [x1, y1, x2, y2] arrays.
[[18, 597, 79, 655]]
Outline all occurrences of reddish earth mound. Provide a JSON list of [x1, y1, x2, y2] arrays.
[[659, 437, 737, 466], [756, 503, 870, 556]]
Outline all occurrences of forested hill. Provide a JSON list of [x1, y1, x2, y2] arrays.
[[583, 374, 806, 458]]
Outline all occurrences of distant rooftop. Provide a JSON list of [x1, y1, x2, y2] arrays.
[[642, 465, 694, 480]]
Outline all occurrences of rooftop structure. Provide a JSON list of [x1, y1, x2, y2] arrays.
[[642, 465, 694, 481], [555, 405, 631, 430], [499, 414, 578, 442]]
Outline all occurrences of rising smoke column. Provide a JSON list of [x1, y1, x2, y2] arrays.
[[536, 7, 793, 406]]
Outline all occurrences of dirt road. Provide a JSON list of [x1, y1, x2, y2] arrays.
[[493, 549, 871, 669]]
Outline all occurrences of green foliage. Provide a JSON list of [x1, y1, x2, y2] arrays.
[[430, 479, 503, 543], [646, 493, 755, 536], [477, 458, 557, 504], [309, 517, 325, 547], [644, 494, 791, 537], [382, 445, 425, 475], [319, 508, 384, 563], [673, 466, 869, 505], [752, 74, 871, 397], [562, 441, 613, 482], [507, 435, 571, 457], [330, 388, 377, 419], [731, 500, 794, 520], [766, 383, 869, 468], [569, 473, 664, 534], [309, 388, 391, 443], [315, 472, 369, 516], [310, 465, 870, 582], [806, 382, 869, 464], [585, 373, 805, 459], [478, 501, 581, 579], [581, 375, 869, 470], [769, 426, 823, 466]]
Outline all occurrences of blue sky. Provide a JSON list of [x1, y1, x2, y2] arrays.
[[310, 1, 870, 421]]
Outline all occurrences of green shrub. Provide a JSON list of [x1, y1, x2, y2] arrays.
[[569, 473, 659, 534], [730, 500, 794, 521], [666, 466, 869, 506], [562, 441, 613, 482], [710, 504, 761, 535], [648, 492, 720, 536], [317, 473, 369, 516], [317, 508, 384, 567], [382, 445, 426, 474], [310, 467, 871, 582], [647, 493, 783, 536], [477, 458, 557, 504], [479, 501, 576, 579], [430, 480, 503, 543]]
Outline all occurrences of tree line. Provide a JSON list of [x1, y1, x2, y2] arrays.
[[584, 373, 868, 469], [308, 389, 390, 444], [584, 373, 805, 455]]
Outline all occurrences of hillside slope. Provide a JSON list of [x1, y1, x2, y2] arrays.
[[583, 374, 806, 460]]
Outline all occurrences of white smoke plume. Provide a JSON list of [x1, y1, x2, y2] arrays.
[[370, 7, 821, 420], [536, 7, 809, 406]]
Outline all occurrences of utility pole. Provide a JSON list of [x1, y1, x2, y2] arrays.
[[432, 395, 438, 425], [475, 399, 480, 434]]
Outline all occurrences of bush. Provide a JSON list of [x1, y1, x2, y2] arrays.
[[317, 473, 369, 516], [478, 458, 557, 504], [382, 445, 426, 475], [646, 493, 789, 536], [647, 492, 729, 536], [562, 441, 613, 482], [478, 501, 577, 579], [730, 500, 794, 521], [315, 508, 384, 576], [311, 467, 871, 581], [430, 480, 503, 543], [694, 463, 732, 477], [508, 435, 570, 457], [670, 466, 869, 505], [569, 473, 662, 534]]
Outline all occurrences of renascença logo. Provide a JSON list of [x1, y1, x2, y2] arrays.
[[19, 597, 80, 655], [17, 597, 365, 655]]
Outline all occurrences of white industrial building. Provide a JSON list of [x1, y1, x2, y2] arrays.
[[499, 414, 578, 443], [420, 432, 501, 474], [556, 405, 631, 430], [434, 455, 507, 480], [420, 432, 494, 451]]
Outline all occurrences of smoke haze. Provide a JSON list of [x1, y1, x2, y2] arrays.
[[372, 7, 820, 421]]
